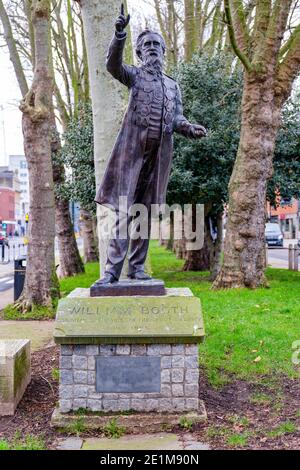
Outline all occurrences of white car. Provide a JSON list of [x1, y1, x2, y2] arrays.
[[265, 223, 284, 247]]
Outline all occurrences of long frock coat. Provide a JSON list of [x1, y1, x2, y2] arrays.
[[95, 33, 193, 211]]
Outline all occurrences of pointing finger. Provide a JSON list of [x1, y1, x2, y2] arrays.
[[125, 13, 130, 27], [121, 3, 124, 16]]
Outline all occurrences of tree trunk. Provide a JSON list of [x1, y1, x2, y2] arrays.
[[80, 208, 99, 263], [55, 198, 85, 277], [183, 209, 223, 277], [174, 218, 187, 260], [209, 212, 223, 281], [79, 0, 130, 277], [17, 0, 59, 310], [183, 242, 210, 271], [174, 238, 186, 259], [0, 0, 29, 97], [166, 211, 174, 250], [159, 216, 171, 248], [184, 0, 197, 61], [183, 204, 210, 271], [51, 118, 85, 277], [214, 73, 280, 288]]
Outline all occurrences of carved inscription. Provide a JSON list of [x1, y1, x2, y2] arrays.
[[68, 304, 189, 316]]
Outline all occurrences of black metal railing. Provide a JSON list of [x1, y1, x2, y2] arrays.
[[0, 243, 28, 264]]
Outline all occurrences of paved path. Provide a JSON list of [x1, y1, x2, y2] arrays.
[[56, 434, 210, 451], [0, 320, 54, 351], [0, 287, 13, 310]]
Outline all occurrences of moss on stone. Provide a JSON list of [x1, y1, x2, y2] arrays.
[[0, 375, 10, 401], [14, 348, 29, 397]]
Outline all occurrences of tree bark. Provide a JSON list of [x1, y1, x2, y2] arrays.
[[209, 211, 223, 281], [17, 0, 59, 309], [183, 242, 210, 271], [183, 204, 210, 272], [214, 72, 281, 288], [165, 211, 174, 250], [174, 238, 186, 259], [80, 208, 99, 263], [55, 198, 85, 277], [184, 0, 197, 61], [174, 218, 187, 260], [50, 118, 85, 277], [181, 203, 223, 277]]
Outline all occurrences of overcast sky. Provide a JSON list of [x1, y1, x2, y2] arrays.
[[0, 48, 23, 165]]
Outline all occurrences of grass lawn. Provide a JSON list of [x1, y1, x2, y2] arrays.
[[150, 242, 300, 387], [60, 262, 99, 297], [60, 241, 300, 387], [1, 244, 299, 450], [0, 434, 45, 450]]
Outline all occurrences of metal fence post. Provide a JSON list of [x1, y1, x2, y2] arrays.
[[288, 244, 293, 270], [294, 245, 299, 272]]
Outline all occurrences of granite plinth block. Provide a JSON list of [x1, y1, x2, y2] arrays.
[[58, 343, 201, 414], [0, 339, 31, 416], [54, 287, 204, 345]]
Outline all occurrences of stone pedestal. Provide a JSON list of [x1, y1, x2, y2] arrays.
[[90, 278, 166, 297], [53, 287, 205, 424], [0, 339, 31, 416]]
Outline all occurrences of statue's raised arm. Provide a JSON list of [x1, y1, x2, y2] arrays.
[[106, 3, 135, 87], [115, 3, 130, 35]]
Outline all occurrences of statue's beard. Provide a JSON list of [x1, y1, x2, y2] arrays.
[[142, 53, 163, 72]]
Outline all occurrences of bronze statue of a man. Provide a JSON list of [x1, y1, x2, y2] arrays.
[[95, 4, 207, 284]]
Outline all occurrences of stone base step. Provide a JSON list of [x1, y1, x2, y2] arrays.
[[51, 401, 207, 434]]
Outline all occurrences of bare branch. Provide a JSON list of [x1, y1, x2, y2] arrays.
[[231, 0, 251, 52], [224, 0, 253, 72], [279, 22, 300, 59], [276, 25, 300, 100], [0, 0, 28, 97]]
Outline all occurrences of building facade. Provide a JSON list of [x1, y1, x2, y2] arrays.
[[268, 198, 299, 240], [8, 155, 30, 233], [0, 187, 15, 236], [0, 166, 23, 236]]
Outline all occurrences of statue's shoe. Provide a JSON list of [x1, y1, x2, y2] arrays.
[[96, 273, 118, 284], [128, 271, 152, 281]]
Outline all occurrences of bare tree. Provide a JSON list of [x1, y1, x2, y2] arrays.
[[1, 0, 85, 279], [214, 0, 300, 288], [0, 0, 59, 309], [74, 0, 132, 277]]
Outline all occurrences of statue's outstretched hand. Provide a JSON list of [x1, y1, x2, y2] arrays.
[[115, 3, 130, 33], [190, 124, 207, 139]]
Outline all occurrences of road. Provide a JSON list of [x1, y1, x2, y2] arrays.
[[267, 239, 299, 269], [0, 236, 84, 295], [267, 247, 289, 269], [0, 274, 14, 293], [268, 247, 289, 260]]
